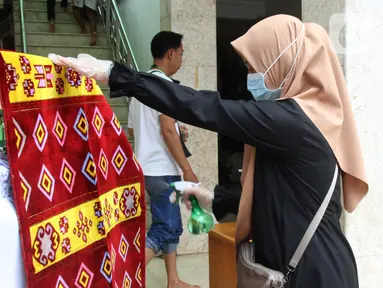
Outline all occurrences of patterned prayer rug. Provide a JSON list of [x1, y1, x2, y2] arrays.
[[0, 51, 145, 287]]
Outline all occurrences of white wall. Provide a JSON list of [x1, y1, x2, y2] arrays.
[[343, 1, 383, 286], [160, 0, 171, 31], [169, 0, 217, 255], [117, 0, 160, 71]]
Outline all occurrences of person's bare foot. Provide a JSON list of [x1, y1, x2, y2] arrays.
[[49, 21, 55, 33], [168, 280, 200, 288], [90, 32, 97, 46]]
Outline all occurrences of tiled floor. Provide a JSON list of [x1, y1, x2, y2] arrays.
[[146, 253, 209, 288]]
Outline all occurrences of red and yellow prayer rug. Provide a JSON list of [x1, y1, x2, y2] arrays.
[[0, 51, 145, 287]]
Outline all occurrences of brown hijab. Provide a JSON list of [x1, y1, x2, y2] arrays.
[[231, 14, 368, 213]]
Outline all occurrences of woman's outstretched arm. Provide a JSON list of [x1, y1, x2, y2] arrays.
[[109, 63, 303, 157]]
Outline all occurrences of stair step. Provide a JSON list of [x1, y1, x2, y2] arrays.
[[14, 1, 73, 11], [108, 104, 129, 121], [12, 2, 131, 138], [103, 92, 131, 121], [15, 32, 107, 47], [17, 44, 109, 59], [103, 93, 132, 106], [15, 0, 55, 2], [15, 9, 85, 22], [104, 95, 132, 106], [102, 91, 132, 106], [118, 119, 129, 125], [101, 87, 109, 94], [15, 20, 105, 35]]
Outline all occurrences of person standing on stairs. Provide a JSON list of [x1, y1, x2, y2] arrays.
[[127, 31, 200, 288], [47, 0, 68, 33], [72, 0, 98, 46]]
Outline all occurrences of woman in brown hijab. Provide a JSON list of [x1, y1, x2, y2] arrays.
[[49, 14, 367, 288]]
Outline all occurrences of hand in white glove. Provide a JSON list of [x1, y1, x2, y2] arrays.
[[48, 53, 114, 84], [181, 186, 214, 211]]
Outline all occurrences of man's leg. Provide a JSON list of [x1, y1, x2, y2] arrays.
[[163, 250, 199, 287], [61, 0, 68, 11], [145, 247, 156, 266], [47, 0, 56, 32], [164, 250, 179, 286], [72, 1, 87, 34], [85, 6, 97, 45], [144, 176, 199, 287], [83, 0, 98, 45], [162, 176, 200, 288], [144, 176, 171, 266]]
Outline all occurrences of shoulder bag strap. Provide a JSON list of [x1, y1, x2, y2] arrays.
[[288, 164, 339, 270]]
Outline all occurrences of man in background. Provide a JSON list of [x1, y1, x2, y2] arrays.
[[128, 31, 199, 288]]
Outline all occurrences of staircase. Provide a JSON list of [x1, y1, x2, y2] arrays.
[[13, 0, 132, 139]]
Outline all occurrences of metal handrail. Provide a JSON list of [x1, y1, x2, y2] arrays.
[[97, 0, 139, 71], [19, 0, 28, 53], [111, 0, 138, 70], [97, 0, 139, 110]]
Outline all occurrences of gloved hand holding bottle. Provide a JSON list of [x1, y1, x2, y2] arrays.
[[181, 185, 214, 212], [171, 182, 215, 235]]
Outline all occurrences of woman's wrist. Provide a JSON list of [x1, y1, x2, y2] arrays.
[[205, 203, 213, 214], [106, 62, 114, 80]]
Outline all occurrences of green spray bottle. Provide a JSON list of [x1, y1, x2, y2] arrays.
[[170, 181, 215, 235]]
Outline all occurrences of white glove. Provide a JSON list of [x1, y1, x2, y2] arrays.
[[48, 53, 114, 84], [182, 186, 214, 211]]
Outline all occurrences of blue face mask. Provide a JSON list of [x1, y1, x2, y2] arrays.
[[247, 24, 305, 101], [247, 73, 282, 101]]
